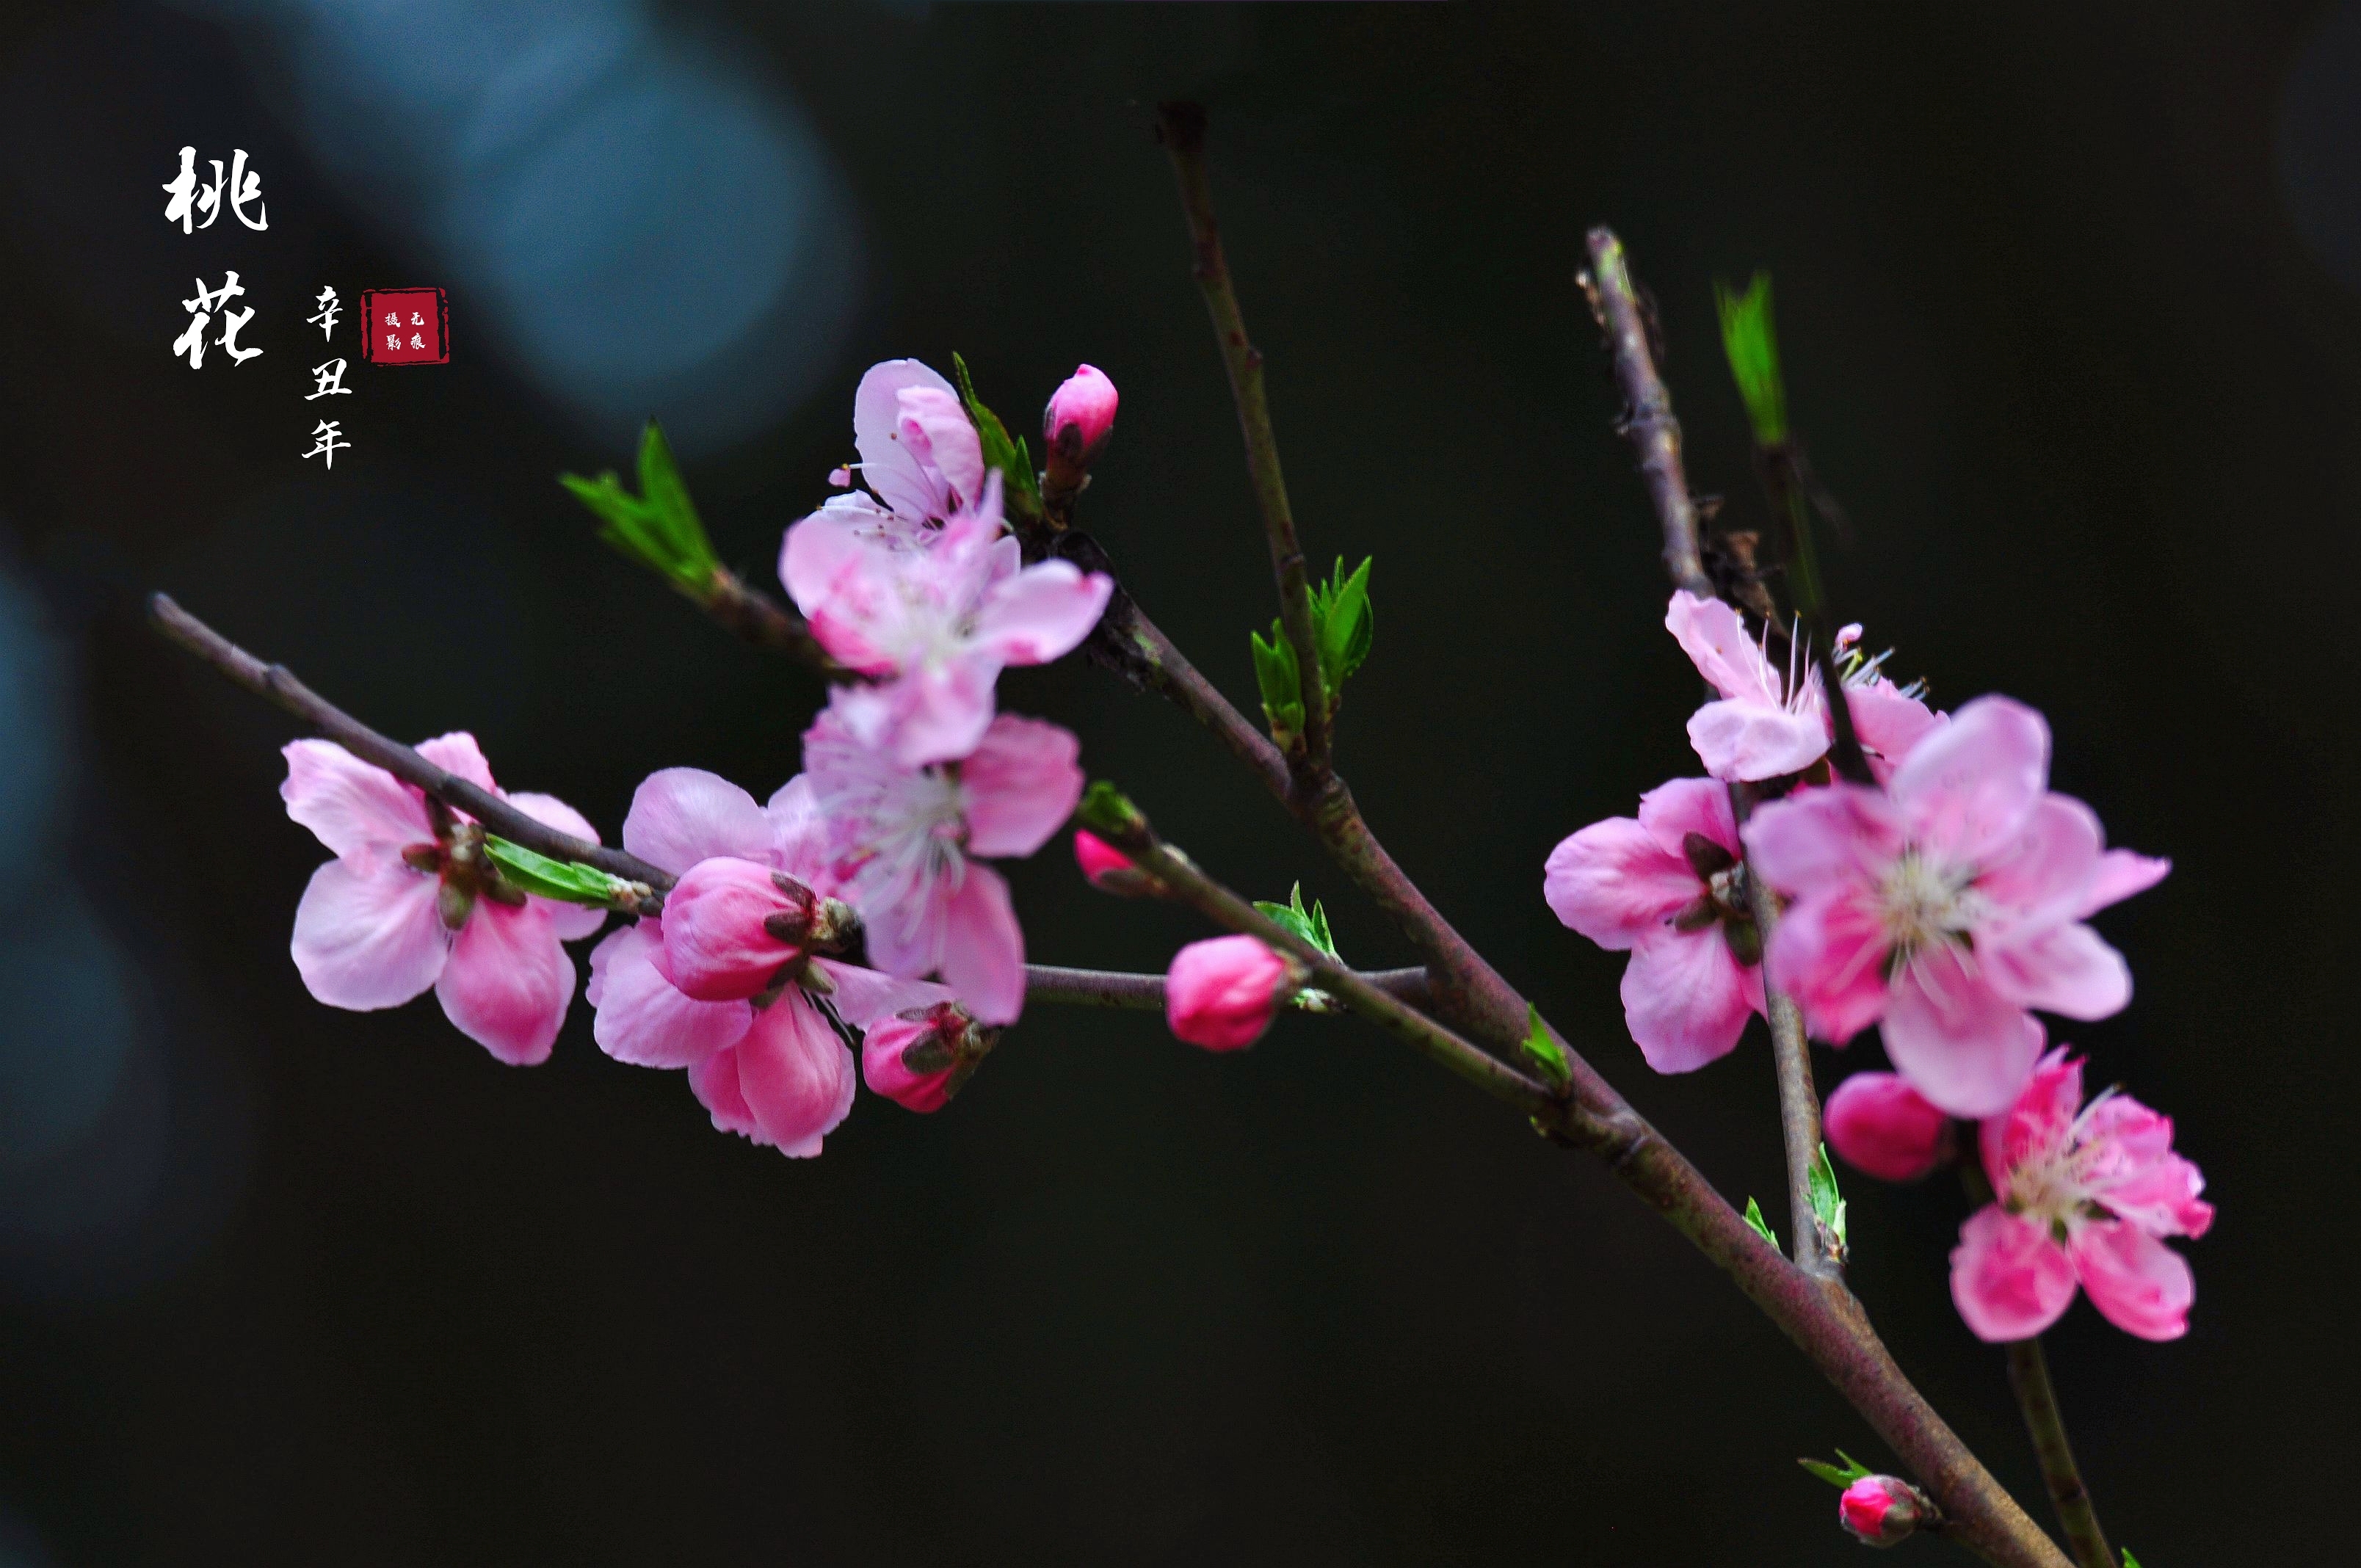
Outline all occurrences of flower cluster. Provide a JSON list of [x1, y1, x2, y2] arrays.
[[277, 360, 1117, 1157], [1548, 588, 2205, 1340]]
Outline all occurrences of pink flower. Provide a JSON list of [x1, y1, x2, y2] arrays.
[[780, 474, 1113, 766], [1742, 696, 2168, 1116], [1666, 590, 1939, 783], [821, 358, 987, 538], [1838, 1476, 1926, 1546], [1543, 777, 1768, 1073], [804, 694, 1082, 1026], [656, 855, 852, 1002], [281, 734, 605, 1066], [1042, 363, 1119, 470], [1166, 935, 1296, 1051], [860, 999, 993, 1113], [584, 766, 946, 1157], [1824, 1072, 1951, 1183], [1950, 1047, 2213, 1342]]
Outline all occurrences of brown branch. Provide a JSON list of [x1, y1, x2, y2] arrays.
[[1025, 962, 1430, 1012], [2005, 1338, 2114, 1568], [701, 567, 848, 676], [149, 594, 675, 910], [1156, 101, 1332, 774], [1581, 229, 1715, 599]]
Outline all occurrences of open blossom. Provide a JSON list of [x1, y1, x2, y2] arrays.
[[1543, 777, 1767, 1072], [281, 734, 605, 1065], [584, 766, 948, 1157], [1742, 696, 2168, 1117], [804, 693, 1082, 1026], [1823, 1072, 1951, 1183], [1666, 590, 1938, 783], [781, 473, 1113, 766], [813, 358, 987, 540], [1951, 1047, 2212, 1342], [1166, 935, 1295, 1051]]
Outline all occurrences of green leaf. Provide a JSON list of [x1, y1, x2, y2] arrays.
[[1250, 624, 1305, 740], [560, 421, 720, 595], [1074, 780, 1147, 843], [1308, 556, 1375, 693], [949, 353, 1044, 520], [2120, 1554, 2141, 1568], [1808, 1141, 1848, 1252], [1254, 883, 1341, 960], [1715, 272, 1788, 446], [1744, 1196, 1779, 1251], [482, 835, 628, 907], [1797, 1449, 1876, 1489], [1519, 1004, 1570, 1089]]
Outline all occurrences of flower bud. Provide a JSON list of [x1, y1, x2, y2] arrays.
[[1824, 1072, 1954, 1183], [1166, 935, 1296, 1052], [861, 1001, 993, 1113], [1838, 1476, 1929, 1547], [1042, 365, 1118, 503], [659, 857, 840, 1001], [1073, 829, 1158, 899]]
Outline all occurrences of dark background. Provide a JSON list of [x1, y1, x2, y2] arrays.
[[0, 1, 2348, 1562]]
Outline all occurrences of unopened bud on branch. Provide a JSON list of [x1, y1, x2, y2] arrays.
[[1166, 935, 1299, 1052], [862, 1001, 995, 1113], [1838, 1476, 1929, 1547], [1824, 1072, 1952, 1183], [1073, 829, 1159, 898], [1043, 365, 1118, 470], [659, 857, 850, 1001]]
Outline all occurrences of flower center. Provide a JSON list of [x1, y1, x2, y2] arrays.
[[1877, 849, 1976, 957]]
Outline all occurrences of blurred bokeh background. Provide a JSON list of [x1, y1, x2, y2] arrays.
[[0, 1, 2351, 1561]]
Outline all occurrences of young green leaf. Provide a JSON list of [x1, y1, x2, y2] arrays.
[[560, 421, 720, 595], [1744, 1196, 1780, 1251], [2120, 1553, 2141, 1568], [1808, 1141, 1849, 1253], [482, 835, 627, 907], [1250, 624, 1305, 740], [1252, 883, 1342, 961], [1074, 781, 1147, 843], [1519, 1004, 1570, 1089], [1715, 272, 1788, 446], [1797, 1449, 1876, 1489], [1308, 556, 1374, 694], [949, 352, 1044, 519]]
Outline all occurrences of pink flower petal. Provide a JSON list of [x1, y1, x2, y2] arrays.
[[585, 921, 750, 1068], [937, 863, 1024, 1026], [733, 990, 859, 1157], [853, 359, 965, 522], [1665, 590, 1780, 705], [895, 383, 987, 513], [1765, 890, 1892, 1045], [1887, 695, 2050, 865], [1950, 1206, 2080, 1342], [290, 859, 448, 1009], [2080, 849, 2170, 918], [416, 732, 497, 794], [688, 1045, 767, 1144], [1848, 684, 1942, 779], [961, 716, 1084, 858], [970, 560, 1114, 667], [1686, 696, 1829, 782], [1619, 927, 1763, 1073], [766, 776, 837, 890], [1741, 784, 1904, 897], [1978, 1046, 2079, 1200], [281, 740, 429, 865], [1981, 921, 2131, 1021], [882, 658, 1003, 770], [777, 510, 896, 673], [1167, 934, 1289, 1051], [2069, 1221, 2195, 1341], [1975, 794, 2104, 929], [1635, 775, 1741, 861], [1880, 946, 2045, 1117], [1543, 816, 1697, 951], [622, 768, 773, 876], [658, 856, 810, 1001], [507, 790, 609, 942], [809, 957, 956, 1032], [435, 901, 575, 1066], [854, 856, 952, 988]]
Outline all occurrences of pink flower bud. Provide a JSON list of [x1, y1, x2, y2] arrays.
[[1838, 1476, 1927, 1547], [659, 857, 848, 1001], [1042, 364, 1118, 471], [1073, 829, 1158, 898], [861, 1001, 991, 1113], [1825, 1072, 1954, 1183], [1165, 935, 1294, 1052]]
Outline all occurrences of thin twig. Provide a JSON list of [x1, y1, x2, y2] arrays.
[[1157, 101, 1332, 774], [1581, 229, 1715, 599], [1025, 962, 1429, 1012], [2004, 1338, 2114, 1568], [149, 594, 675, 909]]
